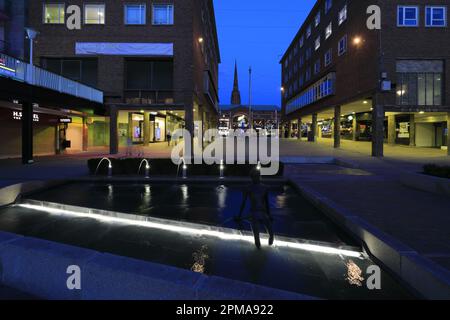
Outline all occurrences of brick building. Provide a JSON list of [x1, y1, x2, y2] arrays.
[[0, 0, 103, 162], [281, 0, 450, 156], [27, 0, 220, 154]]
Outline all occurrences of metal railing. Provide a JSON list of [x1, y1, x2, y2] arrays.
[[0, 52, 103, 103]]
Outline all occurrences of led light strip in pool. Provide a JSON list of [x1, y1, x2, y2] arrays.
[[17, 203, 362, 258]]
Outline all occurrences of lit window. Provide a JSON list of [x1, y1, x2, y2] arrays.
[[314, 59, 321, 74], [85, 4, 105, 24], [306, 47, 312, 61], [125, 4, 146, 25], [398, 6, 419, 27], [306, 25, 312, 38], [305, 68, 311, 81], [338, 35, 347, 56], [325, 22, 332, 39], [44, 4, 65, 24], [153, 4, 174, 25], [315, 12, 321, 27], [426, 6, 447, 27], [325, 49, 332, 66], [299, 35, 305, 48], [314, 36, 321, 51], [338, 5, 347, 25], [325, 0, 333, 14]]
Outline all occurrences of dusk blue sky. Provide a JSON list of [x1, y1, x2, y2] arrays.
[[214, 0, 316, 107]]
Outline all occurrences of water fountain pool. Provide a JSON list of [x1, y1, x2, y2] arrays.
[[0, 181, 414, 299]]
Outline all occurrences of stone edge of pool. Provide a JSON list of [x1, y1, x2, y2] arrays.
[[287, 179, 450, 300], [0, 230, 318, 300]]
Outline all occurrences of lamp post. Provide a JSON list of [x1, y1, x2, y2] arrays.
[[248, 66, 252, 130], [25, 28, 39, 66]]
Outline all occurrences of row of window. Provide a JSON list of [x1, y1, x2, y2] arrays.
[[286, 73, 336, 114], [43, 3, 174, 25], [284, 34, 346, 92], [286, 1, 346, 68], [41, 57, 174, 90], [396, 72, 442, 106], [398, 6, 447, 27]]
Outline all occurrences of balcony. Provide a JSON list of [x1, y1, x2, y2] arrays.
[[124, 90, 174, 105], [0, 53, 103, 103]]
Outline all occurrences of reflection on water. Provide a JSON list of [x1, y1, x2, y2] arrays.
[[191, 245, 209, 274], [216, 185, 227, 209], [180, 184, 189, 206], [346, 260, 365, 287]]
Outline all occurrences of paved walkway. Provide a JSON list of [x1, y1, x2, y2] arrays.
[[285, 164, 450, 273], [280, 138, 449, 173]]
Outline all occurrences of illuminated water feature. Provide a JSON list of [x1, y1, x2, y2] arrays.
[[0, 182, 414, 299], [138, 159, 150, 178], [94, 157, 112, 177]]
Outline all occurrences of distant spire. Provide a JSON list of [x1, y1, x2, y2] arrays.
[[231, 60, 241, 105]]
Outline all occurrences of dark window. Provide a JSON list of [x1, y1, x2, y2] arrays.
[[41, 58, 98, 87], [125, 60, 173, 90]]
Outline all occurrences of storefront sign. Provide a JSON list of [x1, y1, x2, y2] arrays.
[[12, 111, 39, 122], [59, 117, 73, 124], [398, 122, 410, 139]]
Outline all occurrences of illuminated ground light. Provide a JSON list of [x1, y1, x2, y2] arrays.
[[17, 203, 363, 258]]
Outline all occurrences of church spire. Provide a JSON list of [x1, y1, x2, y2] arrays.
[[231, 60, 241, 105]]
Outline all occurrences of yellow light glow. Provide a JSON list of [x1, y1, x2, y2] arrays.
[[198, 37, 204, 43], [353, 37, 362, 45]]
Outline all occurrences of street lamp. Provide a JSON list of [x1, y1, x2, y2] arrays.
[[25, 28, 39, 66], [353, 36, 362, 46]]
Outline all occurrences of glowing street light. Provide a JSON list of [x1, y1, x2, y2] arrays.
[[353, 36, 362, 46]]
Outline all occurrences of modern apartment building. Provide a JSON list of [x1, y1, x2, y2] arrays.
[[281, 0, 450, 156], [28, 0, 220, 154]]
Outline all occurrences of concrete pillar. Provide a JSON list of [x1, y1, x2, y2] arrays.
[[409, 114, 416, 147], [387, 115, 396, 145], [127, 112, 133, 141], [371, 98, 384, 157], [297, 118, 302, 140], [109, 107, 119, 155], [143, 112, 150, 146], [184, 103, 194, 160], [334, 106, 341, 148], [21, 101, 33, 164], [309, 114, 318, 142], [352, 117, 358, 141], [447, 113, 450, 156], [288, 121, 292, 139], [82, 117, 89, 151]]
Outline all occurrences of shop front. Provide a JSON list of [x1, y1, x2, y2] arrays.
[[0, 104, 61, 158], [117, 110, 184, 147]]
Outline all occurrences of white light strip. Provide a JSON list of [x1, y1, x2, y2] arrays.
[[17, 203, 362, 258]]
